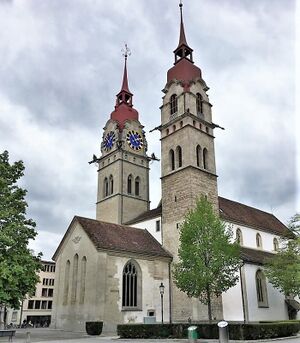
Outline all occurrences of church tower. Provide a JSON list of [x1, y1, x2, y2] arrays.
[[161, 4, 222, 320], [96, 48, 150, 224]]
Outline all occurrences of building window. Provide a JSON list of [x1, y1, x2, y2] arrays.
[[48, 288, 53, 297], [41, 301, 47, 309], [176, 146, 182, 168], [256, 233, 262, 249], [28, 300, 34, 309], [203, 148, 208, 170], [169, 149, 175, 171], [35, 300, 41, 309], [127, 175, 133, 194], [170, 94, 178, 115], [122, 260, 141, 309], [196, 93, 203, 114], [156, 220, 160, 232], [196, 145, 201, 167], [42, 288, 48, 297], [273, 238, 279, 251], [109, 175, 114, 195], [104, 177, 109, 197], [48, 301, 53, 310], [135, 177, 140, 196], [166, 128, 169, 135], [80, 256, 87, 304], [256, 270, 268, 307], [173, 124, 176, 132], [236, 228, 243, 245], [71, 254, 79, 303], [63, 260, 70, 305]]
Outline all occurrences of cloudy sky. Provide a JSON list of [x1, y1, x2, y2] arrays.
[[0, 0, 298, 260]]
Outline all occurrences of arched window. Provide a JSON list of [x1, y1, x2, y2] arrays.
[[109, 175, 114, 195], [236, 228, 243, 245], [203, 148, 208, 170], [256, 233, 262, 248], [127, 175, 133, 194], [196, 145, 201, 167], [196, 93, 203, 113], [170, 94, 178, 115], [256, 270, 268, 307], [63, 260, 70, 305], [135, 177, 140, 196], [176, 146, 182, 168], [273, 238, 279, 251], [169, 149, 175, 171], [122, 260, 141, 309], [104, 177, 109, 197], [80, 257, 87, 304], [71, 254, 78, 303]]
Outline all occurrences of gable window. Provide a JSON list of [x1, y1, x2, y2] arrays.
[[135, 177, 140, 196], [256, 233, 262, 249], [80, 256, 87, 304], [169, 149, 175, 171], [273, 238, 279, 251], [196, 145, 201, 167], [122, 260, 141, 309], [127, 175, 133, 194], [236, 228, 243, 245], [156, 220, 160, 232], [71, 254, 79, 304], [256, 270, 268, 307], [109, 175, 114, 195], [196, 93, 203, 114], [203, 148, 208, 170], [170, 94, 178, 115], [63, 260, 70, 305], [176, 146, 182, 168]]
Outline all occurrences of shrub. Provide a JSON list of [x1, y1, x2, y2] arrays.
[[117, 322, 300, 340], [85, 321, 103, 336]]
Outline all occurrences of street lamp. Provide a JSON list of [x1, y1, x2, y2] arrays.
[[159, 282, 165, 324]]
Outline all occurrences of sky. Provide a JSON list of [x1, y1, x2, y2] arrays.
[[0, 0, 298, 260]]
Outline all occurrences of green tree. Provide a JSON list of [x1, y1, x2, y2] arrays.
[[0, 151, 41, 325], [173, 196, 241, 321], [265, 214, 300, 297]]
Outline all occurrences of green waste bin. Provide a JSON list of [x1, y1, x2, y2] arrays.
[[188, 326, 198, 342]]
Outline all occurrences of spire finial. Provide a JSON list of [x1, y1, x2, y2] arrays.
[[177, 0, 188, 47], [120, 43, 131, 93]]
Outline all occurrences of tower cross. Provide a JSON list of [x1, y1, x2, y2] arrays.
[[121, 43, 131, 60]]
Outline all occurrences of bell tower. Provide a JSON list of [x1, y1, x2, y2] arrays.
[[96, 47, 150, 224], [160, 3, 222, 320]]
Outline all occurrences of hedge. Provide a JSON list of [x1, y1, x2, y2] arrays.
[[117, 322, 300, 340]]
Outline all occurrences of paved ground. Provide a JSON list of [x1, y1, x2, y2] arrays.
[[2, 328, 299, 343]]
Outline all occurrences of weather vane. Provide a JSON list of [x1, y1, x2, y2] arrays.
[[121, 43, 131, 60]]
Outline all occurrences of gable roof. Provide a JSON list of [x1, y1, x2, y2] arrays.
[[53, 216, 172, 260], [218, 197, 290, 236], [240, 247, 275, 265]]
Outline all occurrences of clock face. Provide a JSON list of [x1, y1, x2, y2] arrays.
[[126, 130, 143, 151], [103, 131, 116, 151]]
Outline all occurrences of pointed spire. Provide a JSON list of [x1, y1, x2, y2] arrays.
[[177, 1, 188, 48], [120, 44, 131, 94]]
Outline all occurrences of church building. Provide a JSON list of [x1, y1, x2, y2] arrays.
[[51, 3, 299, 332]]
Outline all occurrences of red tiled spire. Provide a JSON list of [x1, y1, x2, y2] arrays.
[[120, 50, 131, 94], [177, 1, 189, 49]]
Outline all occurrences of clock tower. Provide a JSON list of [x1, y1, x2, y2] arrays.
[[160, 4, 222, 320], [96, 48, 150, 224]]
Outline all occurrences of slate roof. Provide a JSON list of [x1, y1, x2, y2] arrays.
[[127, 196, 290, 237], [53, 216, 172, 260], [240, 247, 275, 265]]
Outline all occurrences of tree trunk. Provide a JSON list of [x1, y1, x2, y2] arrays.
[[0, 305, 4, 330], [206, 285, 212, 322]]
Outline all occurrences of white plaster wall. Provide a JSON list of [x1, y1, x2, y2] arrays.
[[131, 216, 162, 244], [228, 222, 282, 252], [244, 264, 288, 321], [222, 274, 244, 321]]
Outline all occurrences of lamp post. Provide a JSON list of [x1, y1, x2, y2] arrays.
[[159, 282, 165, 324]]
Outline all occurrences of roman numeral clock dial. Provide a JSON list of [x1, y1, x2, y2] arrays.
[[126, 130, 143, 151]]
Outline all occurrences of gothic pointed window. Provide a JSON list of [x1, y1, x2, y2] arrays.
[[135, 177, 140, 196], [256, 270, 268, 307], [80, 257, 87, 304], [176, 146, 182, 168], [63, 260, 70, 305], [127, 174, 133, 194], [122, 260, 141, 309], [196, 93, 203, 114], [109, 175, 114, 195], [256, 233, 262, 249], [169, 149, 175, 171], [196, 145, 201, 167], [273, 238, 279, 251], [170, 94, 178, 115], [203, 148, 208, 170], [71, 254, 78, 304], [236, 228, 243, 245], [104, 177, 109, 197]]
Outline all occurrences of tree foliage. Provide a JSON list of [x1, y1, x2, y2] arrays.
[[0, 151, 41, 309], [265, 213, 300, 296], [173, 196, 241, 321]]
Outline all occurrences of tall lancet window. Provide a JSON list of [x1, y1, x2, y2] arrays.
[[176, 146, 182, 168], [170, 94, 178, 115], [63, 260, 70, 305], [169, 149, 175, 171], [80, 257, 87, 304], [135, 177, 140, 196], [122, 260, 141, 309], [196, 93, 203, 114], [104, 177, 109, 197], [256, 270, 268, 307], [71, 254, 79, 304], [109, 175, 114, 195], [203, 148, 208, 170], [127, 175, 133, 194], [196, 145, 201, 167]]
